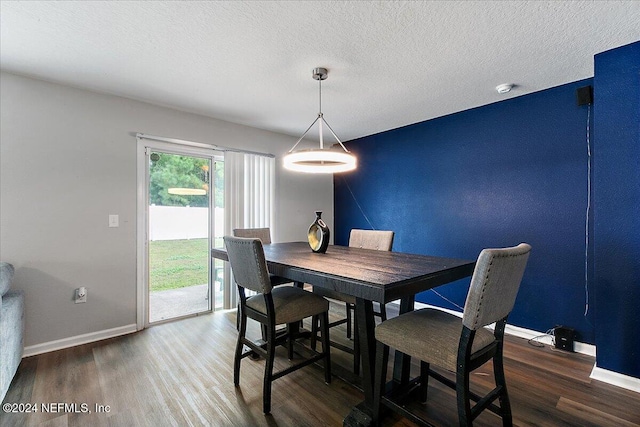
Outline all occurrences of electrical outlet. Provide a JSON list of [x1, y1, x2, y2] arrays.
[[75, 287, 87, 304]]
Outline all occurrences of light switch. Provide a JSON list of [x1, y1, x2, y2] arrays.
[[109, 214, 119, 228]]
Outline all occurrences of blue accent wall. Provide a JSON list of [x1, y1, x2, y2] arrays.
[[335, 41, 640, 379], [335, 79, 595, 343], [593, 41, 640, 378]]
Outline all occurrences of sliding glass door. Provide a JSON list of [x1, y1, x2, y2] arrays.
[[147, 150, 212, 323], [137, 139, 224, 327], [136, 135, 273, 328]]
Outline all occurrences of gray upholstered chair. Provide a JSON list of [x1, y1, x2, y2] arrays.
[[232, 227, 272, 242], [312, 229, 394, 374], [373, 243, 531, 427], [232, 228, 296, 332], [224, 236, 331, 415], [232, 228, 292, 287]]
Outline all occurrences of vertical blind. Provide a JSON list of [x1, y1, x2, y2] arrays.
[[223, 151, 275, 307], [223, 151, 275, 236]]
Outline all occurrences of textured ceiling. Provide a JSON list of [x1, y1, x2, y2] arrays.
[[1, 1, 639, 143]]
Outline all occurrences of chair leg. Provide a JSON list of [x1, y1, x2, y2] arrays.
[[379, 302, 387, 321], [494, 350, 513, 426], [296, 283, 304, 328], [372, 341, 389, 425], [236, 303, 241, 330], [263, 321, 276, 415], [319, 311, 332, 384], [419, 361, 429, 403], [310, 315, 319, 351], [234, 308, 248, 386], [456, 363, 472, 427], [287, 323, 295, 360]]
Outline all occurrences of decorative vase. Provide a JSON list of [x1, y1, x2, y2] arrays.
[[308, 211, 330, 253]]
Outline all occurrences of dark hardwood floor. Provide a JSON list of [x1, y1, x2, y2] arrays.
[[2, 302, 639, 427]]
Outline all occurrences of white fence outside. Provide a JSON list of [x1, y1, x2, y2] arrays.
[[149, 206, 224, 241]]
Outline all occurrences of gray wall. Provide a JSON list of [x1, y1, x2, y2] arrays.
[[0, 72, 334, 348]]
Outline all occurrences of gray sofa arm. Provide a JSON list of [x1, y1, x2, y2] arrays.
[[0, 262, 15, 297]]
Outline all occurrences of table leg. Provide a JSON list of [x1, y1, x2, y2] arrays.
[[343, 298, 375, 427]]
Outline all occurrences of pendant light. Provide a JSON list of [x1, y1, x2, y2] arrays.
[[283, 67, 356, 174]]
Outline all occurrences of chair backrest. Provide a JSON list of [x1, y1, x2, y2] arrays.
[[349, 229, 394, 251], [224, 236, 272, 294], [462, 243, 531, 330], [233, 228, 272, 244]]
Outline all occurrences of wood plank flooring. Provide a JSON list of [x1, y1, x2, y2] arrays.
[[2, 302, 639, 427]]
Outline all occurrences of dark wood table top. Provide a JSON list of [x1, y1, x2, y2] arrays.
[[212, 242, 475, 303]]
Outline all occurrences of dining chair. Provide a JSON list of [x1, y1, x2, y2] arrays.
[[232, 228, 297, 332], [224, 236, 332, 415], [312, 229, 394, 374], [232, 228, 293, 286], [373, 243, 531, 427]]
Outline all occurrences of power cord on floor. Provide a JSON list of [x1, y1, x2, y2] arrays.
[[528, 327, 556, 348]]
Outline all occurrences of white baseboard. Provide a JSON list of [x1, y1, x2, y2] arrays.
[[412, 303, 640, 393], [590, 365, 640, 393], [412, 302, 596, 357], [502, 323, 597, 357], [23, 324, 138, 358]]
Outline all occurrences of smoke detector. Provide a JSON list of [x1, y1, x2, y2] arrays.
[[496, 84, 514, 94]]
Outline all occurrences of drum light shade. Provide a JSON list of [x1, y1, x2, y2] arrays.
[[283, 149, 357, 174]]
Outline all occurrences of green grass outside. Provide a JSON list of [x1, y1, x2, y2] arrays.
[[149, 238, 211, 292]]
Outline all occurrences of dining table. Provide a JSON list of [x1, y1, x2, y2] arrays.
[[211, 241, 475, 427]]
